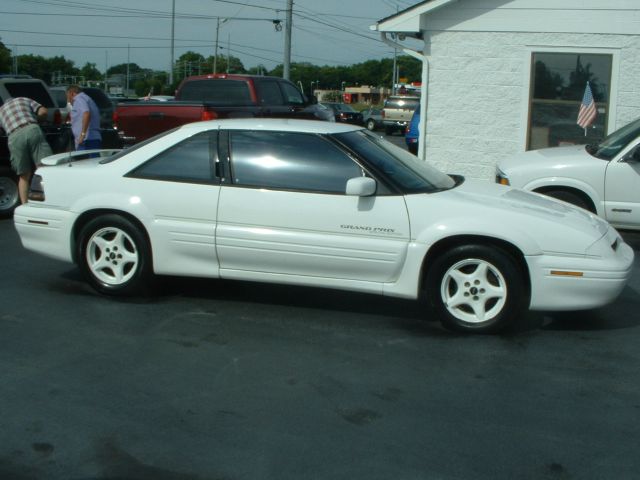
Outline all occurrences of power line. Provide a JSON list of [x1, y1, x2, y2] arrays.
[[210, 0, 282, 13]]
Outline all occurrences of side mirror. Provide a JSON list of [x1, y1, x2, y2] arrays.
[[304, 95, 318, 105], [624, 146, 640, 163], [346, 177, 376, 196]]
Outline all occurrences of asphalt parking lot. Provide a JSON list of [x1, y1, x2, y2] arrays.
[[1, 217, 639, 480]]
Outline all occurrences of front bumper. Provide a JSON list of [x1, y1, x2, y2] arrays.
[[527, 230, 634, 311]]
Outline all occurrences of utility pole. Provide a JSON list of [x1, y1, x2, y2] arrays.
[[227, 33, 231, 73], [126, 44, 130, 94], [169, 0, 175, 85], [104, 51, 108, 92], [214, 17, 220, 74], [283, 0, 293, 80]]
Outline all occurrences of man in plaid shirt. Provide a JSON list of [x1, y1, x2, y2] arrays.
[[0, 97, 52, 204]]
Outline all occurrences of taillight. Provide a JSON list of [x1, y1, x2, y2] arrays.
[[201, 110, 218, 121], [53, 109, 62, 126], [28, 174, 45, 202], [381, 110, 385, 118]]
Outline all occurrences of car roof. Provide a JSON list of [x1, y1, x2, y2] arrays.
[[181, 118, 363, 134]]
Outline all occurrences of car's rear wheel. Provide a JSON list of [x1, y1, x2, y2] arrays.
[[541, 189, 594, 213], [366, 119, 376, 131], [77, 214, 152, 295], [0, 171, 19, 218], [425, 244, 526, 333]]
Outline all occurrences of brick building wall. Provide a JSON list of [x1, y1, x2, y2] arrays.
[[423, 32, 640, 180]]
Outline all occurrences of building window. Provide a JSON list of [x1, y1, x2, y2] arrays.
[[528, 52, 612, 150]]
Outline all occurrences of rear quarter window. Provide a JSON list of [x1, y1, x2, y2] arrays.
[[178, 79, 254, 106]]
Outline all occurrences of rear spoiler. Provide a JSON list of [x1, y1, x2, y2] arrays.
[[40, 149, 122, 166]]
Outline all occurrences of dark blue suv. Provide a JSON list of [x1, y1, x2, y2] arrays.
[[405, 105, 420, 155]]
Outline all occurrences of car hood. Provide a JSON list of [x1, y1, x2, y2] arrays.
[[406, 179, 610, 254], [498, 145, 608, 189]]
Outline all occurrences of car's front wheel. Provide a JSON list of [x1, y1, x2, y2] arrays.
[[424, 244, 526, 333], [0, 170, 19, 218], [77, 214, 152, 295]]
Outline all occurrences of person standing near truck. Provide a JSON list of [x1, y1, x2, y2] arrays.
[[0, 97, 52, 205], [66, 85, 101, 150]]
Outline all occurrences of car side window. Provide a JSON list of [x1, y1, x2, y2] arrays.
[[256, 80, 285, 106], [128, 131, 217, 183], [280, 82, 305, 105], [229, 131, 362, 193]]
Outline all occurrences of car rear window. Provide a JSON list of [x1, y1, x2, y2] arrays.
[[4, 82, 56, 108], [384, 97, 419, 110], [178, 79, 254, 106]]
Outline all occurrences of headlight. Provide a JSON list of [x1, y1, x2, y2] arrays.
[[495, 166, 510, 186]]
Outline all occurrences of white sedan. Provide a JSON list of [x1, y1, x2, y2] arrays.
[[496, 117, 640, 230], [14, 119, 634, 333]]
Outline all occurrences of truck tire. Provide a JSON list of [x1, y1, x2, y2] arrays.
[[0, 169, 19, 218]]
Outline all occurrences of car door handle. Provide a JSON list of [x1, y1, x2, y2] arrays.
[[148, 112, 165, 119]]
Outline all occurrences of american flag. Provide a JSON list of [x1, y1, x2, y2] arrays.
[[577, 82, 597, 129]]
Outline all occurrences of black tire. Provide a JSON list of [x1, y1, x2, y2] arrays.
[[424, 244, 526, 334], [408, 143, 418, 155], [385, 126, 394, 136], [542, 189, 594, 213], [366, 119, 376, 131], [0, 171, 19, 219], [77, 214, 152, 296]]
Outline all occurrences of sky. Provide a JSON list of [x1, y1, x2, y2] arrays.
[[0, 0, 417, 73]]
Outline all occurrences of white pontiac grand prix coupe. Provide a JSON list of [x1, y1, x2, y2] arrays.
[[14, 119, 634, 333]]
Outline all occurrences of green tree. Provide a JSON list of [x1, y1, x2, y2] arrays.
[[204, 53, 245, 74], [107, 63, 144, 75], [16, 54, 78, 84], [0, 40, 11, 73], [79, 62, 102, 82]]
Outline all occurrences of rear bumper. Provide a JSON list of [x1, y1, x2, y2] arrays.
[[383, 120, 408, 128]]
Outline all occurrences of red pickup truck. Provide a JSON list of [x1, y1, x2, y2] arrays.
[[114, 74, 331, 144]]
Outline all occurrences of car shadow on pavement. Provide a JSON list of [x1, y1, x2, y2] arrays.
[[55, 255, 639, 336]]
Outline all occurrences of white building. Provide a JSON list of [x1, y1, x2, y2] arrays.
[[372, 0, 640, 179]]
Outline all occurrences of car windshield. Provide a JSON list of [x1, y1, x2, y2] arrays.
[[588, 117, 640, 160], [334, 130, 457, 193]]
